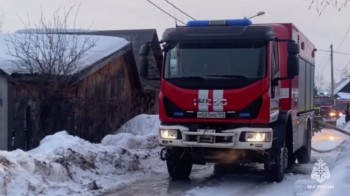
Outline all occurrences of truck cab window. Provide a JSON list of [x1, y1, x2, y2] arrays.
[[164, 41, 267, 79], [271, 42, 279, 79]]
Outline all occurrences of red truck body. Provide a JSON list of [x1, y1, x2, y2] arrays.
[[154, 19, 316, 182]]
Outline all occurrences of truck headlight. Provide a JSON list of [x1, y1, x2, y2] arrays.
[[329, 111, 337, 117], [244, 132, 271, 142], [160, 129, 178, 139]]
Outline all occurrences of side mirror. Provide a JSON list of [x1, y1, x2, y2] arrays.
[[139, 43, 150, 78], [287, 41, 299, 78], [287, 41, 299, 54], [287, 55, 299, 78]]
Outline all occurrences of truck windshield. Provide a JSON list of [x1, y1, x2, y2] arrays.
[[164, 41, 266, 79]]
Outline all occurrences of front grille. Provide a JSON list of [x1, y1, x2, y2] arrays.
[[197, 135, 215, 143], [186, 133, 234, 144], [163, 96, 263, 120]]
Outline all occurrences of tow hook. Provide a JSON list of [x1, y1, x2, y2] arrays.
[[160, 148, 168, 161]]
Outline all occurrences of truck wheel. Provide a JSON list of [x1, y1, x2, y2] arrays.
[[265, 146, 288, 182], [166, 148, 193, 179], [295, 123, 311, 163], [287, 131, 296, 169]]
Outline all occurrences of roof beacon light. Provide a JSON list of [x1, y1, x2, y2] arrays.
[[187, 19, 252, 27]]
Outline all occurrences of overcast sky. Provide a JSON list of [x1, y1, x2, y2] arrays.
[[1, 0, 350, 89]]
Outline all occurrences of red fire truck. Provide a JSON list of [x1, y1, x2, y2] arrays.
[[141, 19, 316, 182], [314, 95, 339, 126]]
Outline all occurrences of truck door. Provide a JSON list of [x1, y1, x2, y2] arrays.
[[270, 42, 280, 122]]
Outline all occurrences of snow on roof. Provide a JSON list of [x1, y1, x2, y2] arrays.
[[336, 92, 350, 99], [15, 28, 95, 34], [0, 33, 129, 75], [334, 76, 350, 95]]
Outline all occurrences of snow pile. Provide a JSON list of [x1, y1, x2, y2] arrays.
[[102, 114, 160, 149], [116, 114, 160, 136], [0, 114, 163, 196]]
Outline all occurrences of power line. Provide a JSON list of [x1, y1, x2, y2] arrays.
[[336, 21, 350, 50], [316, 48, 350, 55], [145, 0, 185, 25], [164, 0, 196, 20], [318, 53, 330, 71]]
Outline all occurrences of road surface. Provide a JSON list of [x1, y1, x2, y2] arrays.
[[102, 128, 348, 196]]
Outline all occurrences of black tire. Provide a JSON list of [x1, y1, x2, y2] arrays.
[[295, 123, 311, 163], [265, 146, 288, 183], [286, 129, 296, 169], [285, 120, 296, 169], [166, 148, 193, 179]]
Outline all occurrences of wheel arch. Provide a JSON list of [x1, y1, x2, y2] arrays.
[[305, 115, 313, 145], [272, 111, 293, 149]]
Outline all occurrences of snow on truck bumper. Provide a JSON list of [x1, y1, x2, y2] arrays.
[[159, 125, 272, 149]]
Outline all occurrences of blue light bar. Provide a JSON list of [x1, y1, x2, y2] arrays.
[[187, 19, 252, 27]]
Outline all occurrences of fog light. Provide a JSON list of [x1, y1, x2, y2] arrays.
[[160, 129, 178, 139], [245, 132, 271, 142]]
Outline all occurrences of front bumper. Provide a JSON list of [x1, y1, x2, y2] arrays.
[[158, 125, 273, 150]]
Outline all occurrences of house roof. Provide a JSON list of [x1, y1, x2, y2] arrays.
[[74, 42, 141, 89], [336, 92, 350, 99], [78, 29, 163, 78], [334, 76, 350, 95], [0, 33, 129, 75]]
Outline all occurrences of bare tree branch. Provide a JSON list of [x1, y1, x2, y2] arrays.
[[5, 5, 96, 139], [308, 0, 350, 14], [7, 5, 96, 80]]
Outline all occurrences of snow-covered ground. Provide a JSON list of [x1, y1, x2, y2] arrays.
[[0, 114, 163, 196], [1, 114, 350, 196]]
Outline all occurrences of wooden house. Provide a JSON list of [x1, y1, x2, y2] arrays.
[[68, 29, 163, 113], [0, 33, 145, 150]]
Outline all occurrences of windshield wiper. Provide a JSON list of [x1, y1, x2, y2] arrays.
[[205, 75, 247, 79], [174, 76, 206, 80]]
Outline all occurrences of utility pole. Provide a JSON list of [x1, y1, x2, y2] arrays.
[[330, 44, 334, 99]]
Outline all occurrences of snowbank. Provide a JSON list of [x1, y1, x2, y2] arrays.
[[0, 114, 162, 196]]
